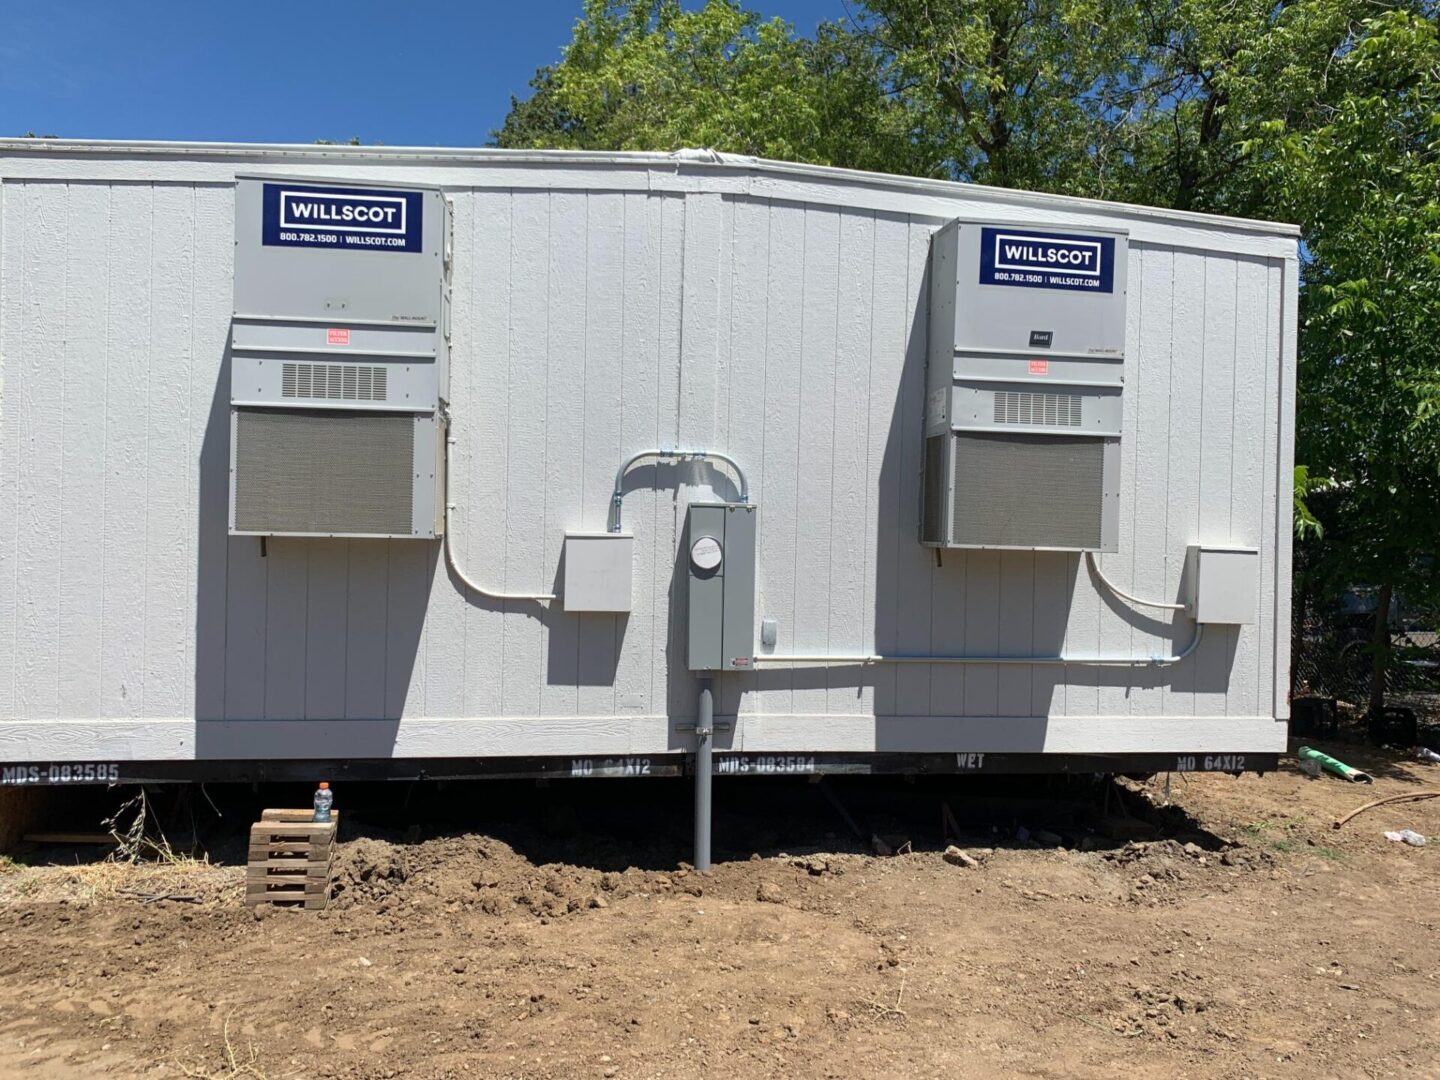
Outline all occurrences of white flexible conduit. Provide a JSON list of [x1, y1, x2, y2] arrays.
[[752, 624, 1203, 668], [755, 550, 1204, 667], [443, 435, 556, 602], [1084, 551, 1188, 611]]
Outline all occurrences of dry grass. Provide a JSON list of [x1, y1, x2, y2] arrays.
[[0, 859, 233, 905], [864, 976, 909, 1022], [176, 1013, 288, 1079]]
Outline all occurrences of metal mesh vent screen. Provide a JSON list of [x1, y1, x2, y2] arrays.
[[234, 409, 414, 535], [281, 363, 388, 402], [922, 435, 946, 544], [992, 390, 1082, 428], [951, 432, 1105, 548]]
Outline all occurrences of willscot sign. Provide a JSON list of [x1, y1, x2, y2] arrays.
[[978, 226, 1115, 293], [261, 182, 424, 253]]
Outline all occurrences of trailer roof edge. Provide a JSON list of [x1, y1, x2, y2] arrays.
[[0, 138, 1302, 239]]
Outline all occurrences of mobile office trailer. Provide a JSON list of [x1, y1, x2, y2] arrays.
[[0, 142, 1297, 823]]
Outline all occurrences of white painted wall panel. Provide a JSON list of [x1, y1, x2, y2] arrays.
[[499, 191, 550, 719], [0, 152, 1296, 763], [56, 183, 109, 720], [190, 186, 233, 724], [0, 179, 16, 721], [15, 182, 67, 722], [143, 185, 199, 720], [863, 212, 913, 720], [612, 193, 665, 722], [827, 210, 875, 719], [1126, 245, 1173, 716], [750, 202, 806, 719], [792, 206, 841, 721]]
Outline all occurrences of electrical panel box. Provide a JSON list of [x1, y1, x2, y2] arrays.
[[686, 503, 757, 671], [922, 219, 1128, 551], [563, 533, 634, 613], [1184, 545, 1259, 624], [228, 176, 450, 538]]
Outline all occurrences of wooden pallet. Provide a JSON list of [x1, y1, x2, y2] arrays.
[[246, 809, 339, 911]]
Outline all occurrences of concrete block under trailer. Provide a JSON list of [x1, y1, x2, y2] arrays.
[[0, 142, 1297, 858]]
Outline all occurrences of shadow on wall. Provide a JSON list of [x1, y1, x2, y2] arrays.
[[547, 458, 742, 698], [192, 348, 418, 756], [193, 354, 750, 745], [761, 228, 1235, 736]]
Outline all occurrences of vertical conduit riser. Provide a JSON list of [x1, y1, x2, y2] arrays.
[[694, 681, 714, 872]]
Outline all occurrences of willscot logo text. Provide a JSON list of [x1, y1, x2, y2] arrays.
[[261, 183, 424, 254], [978, 226, 1116, 293]]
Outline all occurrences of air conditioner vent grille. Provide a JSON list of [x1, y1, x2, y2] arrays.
[[951, 432, 1105, 548], [233, 409, 415, 535], [281, 362, 388, 402], [993, 390, 1082, 428]]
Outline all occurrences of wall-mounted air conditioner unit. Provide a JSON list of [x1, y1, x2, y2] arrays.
[[228, 177, 450, 538], [922, 219, 1128, 551]]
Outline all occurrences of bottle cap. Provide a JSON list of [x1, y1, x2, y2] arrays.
[[318, 782, 329, 790]]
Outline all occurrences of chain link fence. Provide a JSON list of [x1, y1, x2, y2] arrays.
[[1292, 599, 1440, 728]]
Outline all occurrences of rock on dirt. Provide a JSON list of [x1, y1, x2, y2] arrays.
[[942, 846, 980, 868], [756, 881, 785, 903]]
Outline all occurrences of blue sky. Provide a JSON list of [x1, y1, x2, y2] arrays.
[[3, 1, 845, 146]]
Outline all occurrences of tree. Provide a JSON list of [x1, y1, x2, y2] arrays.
[[492, 0, 929, 175], [1259, 10, 1440, 710], [854, 0, 1144, 193]]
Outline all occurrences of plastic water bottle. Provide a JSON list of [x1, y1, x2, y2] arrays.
[[1414, 747, 1440, 765], [313, 782, 333, 823]]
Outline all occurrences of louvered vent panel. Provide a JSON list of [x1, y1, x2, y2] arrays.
[[281, 362, 389, 402], [234, 409, 414, 535], [992, 390, 1083, 428], [950, 432, 1105, 548]]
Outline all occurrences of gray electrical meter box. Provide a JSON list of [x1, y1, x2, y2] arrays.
[[228, 176, 450, 539], [686, 503, 757, 671], [922, 219, 1128, 551]]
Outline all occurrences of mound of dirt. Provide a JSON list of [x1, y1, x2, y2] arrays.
[[329, 833, 690, 918]]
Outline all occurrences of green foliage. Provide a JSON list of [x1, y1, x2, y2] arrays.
[[855, 0, 1144, 192], [1260, 12, 1440, 618], [1293, 466, 1331, 540], [493, 0, 928, 174]]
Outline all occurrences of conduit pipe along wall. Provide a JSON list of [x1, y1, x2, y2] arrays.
[[752, 552, 1208, 667]]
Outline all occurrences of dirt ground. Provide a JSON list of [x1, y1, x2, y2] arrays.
[[0, 745, 1437, 1079]]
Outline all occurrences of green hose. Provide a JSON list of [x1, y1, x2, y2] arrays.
[[1297, 745, 1374, 784]]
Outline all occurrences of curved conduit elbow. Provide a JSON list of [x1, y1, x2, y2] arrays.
[[756, 550, 1204, 667], [610, 449, 749, 533], [443, 435, 556, 603], [1084, 551, 1188, 611]]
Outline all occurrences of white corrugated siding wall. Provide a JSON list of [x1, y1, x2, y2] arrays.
[[0, 165, 1292, 757]]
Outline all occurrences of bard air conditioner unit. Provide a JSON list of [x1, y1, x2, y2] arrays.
[[922, 220, 1128, 551], [228, 177, 450, 538]]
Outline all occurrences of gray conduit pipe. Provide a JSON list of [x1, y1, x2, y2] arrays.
[[610, 449, 749, 533], [694, 679, 714, 872]]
